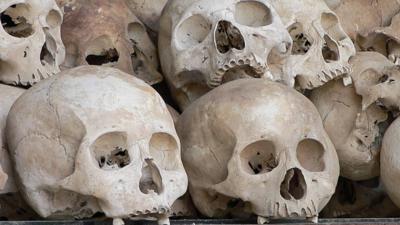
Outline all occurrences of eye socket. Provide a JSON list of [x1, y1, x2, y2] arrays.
[[288, 22, 313, 55], [321, 12, 346, 41], [149, 133, 179, 170], [235, 1, 272, 27], [0, 4, 34, 38], [176, 14, 211, 49], [46, 9, 62, 28], [296, 139, 325, 172], [240, 140, 278, 175], [91, 132, 131, 170]]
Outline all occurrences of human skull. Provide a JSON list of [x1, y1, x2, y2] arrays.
[[349, 52, 400, 111], [380, 117, 400, 210], [159, 0, 292, 110], [6, 66, 187, 223], [177, 78, 339, 220], [269, 0, 355, 89], [0, 0, 65, 86], [310, 79, 389, 180], [321, 177, 400, 218], [0, 84, 24, 192], [58, 0, 162, 85]]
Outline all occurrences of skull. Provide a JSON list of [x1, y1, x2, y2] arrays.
[[381, 116, 400, 210], [310, 79, 390, 180], [6, 66, 187, 223], [58, 0, 162, 85], [0, 84, 24, 192], [269, 0, 355, 89], [177, 78, 339, 220], [0, 0, 65, 86], [349, 52, 400, 111], [158, 0, 292, 110], [321, 177, 400, 218]]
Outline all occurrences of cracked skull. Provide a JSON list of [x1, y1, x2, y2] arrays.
[[0, 0, 65, 86], [310, 78, 390, 181], [177, 79, 339, 219], [269, 0, 355, 89], [158, 0, 292, 110], [58, 0, 162, 85], [6, 66, 187, 221]]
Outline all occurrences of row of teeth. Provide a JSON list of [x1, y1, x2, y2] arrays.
[[307, 65, 352, 89], [208, 57, 266, 87], [129, 206, 170, 216]]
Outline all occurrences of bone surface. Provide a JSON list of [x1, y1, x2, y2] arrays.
[[0, 0, 65, 86], [310, 79, 389, 180], [6, 66, 187, 220], [58, 0, 162, 85], [158, 0, 292, 110], [177, 78, 339, 219], [269, 0, 355, 89]]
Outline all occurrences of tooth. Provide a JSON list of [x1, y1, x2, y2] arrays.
[[336, 68, 343, 75], [257, 216, 270, 224], [307, 216, 318, 223], [157, 214, 170, 225], [113, 218, 124, 225]]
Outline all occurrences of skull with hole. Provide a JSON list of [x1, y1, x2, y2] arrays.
[[57, 0, 162, 85], [321, 177, 400, 218], [349, 52, 400, 111], [177, 79, 339, 220], [158, 0, 292, 110], [0, 0, 65, 86], [310, 78, 390, 181], [268, 0, 355, 89], [6, 66, 187, 223], [0, 84, 24, 193]]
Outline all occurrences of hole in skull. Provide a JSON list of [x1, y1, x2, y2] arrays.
[[240, 140, 278, 175], [91, 132, 130, 170], [85, 36, 119, 66], [288, 23, 312, 55], [322, 35, 339, 63], [235, 1, 272, 27], [86, 48, 119, 66], [297, 139, 325, 172], [280, 168, 306, 200], [222, 65, 262, 83], [139, 159, 163, 195], [40, 37, 56, 66], [176, 14, 211, 50], [215, 20, 245, 54], [0, 4, 33, 38]]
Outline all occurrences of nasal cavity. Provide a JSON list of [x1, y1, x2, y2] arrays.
[[139, 159, 163, 195], [280, 168, 306, 200], [322, 35, 339, 63], [215, 20, 245, 54]]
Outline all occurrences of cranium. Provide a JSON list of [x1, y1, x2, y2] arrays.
[[6, 66, 187, 224], [310, 78, 390, 180], [58, 0, 162, 85], [381, 117, 400, 210], [350, 52, 400, 111], [177, 78, 339, 221], [0, 84, 24, 193], [321, 177, 400, 218], [269, 0, 355, 89], [0, 0, 65, 86], [333, 0, 400, 41], [158, 0, 292, 110]]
